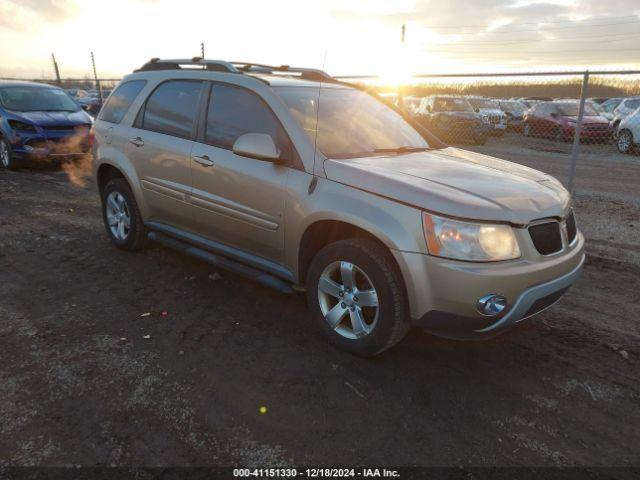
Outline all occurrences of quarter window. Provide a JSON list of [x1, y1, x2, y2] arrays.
[[140, 80, 203, 139], [99, 80, 146, 124], [205, 84, 289, 156]]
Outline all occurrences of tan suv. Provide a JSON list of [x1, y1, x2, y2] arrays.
[[92, 58, 584, 356]]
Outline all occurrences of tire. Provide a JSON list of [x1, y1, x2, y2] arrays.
[[306, 238, 410, 357], [617, 129, 634, 154], [473, 133, 487, 145], [554, 127, 566, 143], [101, 178, 147, 250], [0, 137, 18, 171]]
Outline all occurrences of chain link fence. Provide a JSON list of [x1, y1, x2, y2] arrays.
[[337, 71, 640, 193]]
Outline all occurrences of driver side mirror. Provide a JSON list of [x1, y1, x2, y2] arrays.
[[474, 107, 480, 113], [232, 133, 282, 163], [81, 104, 91, 112]]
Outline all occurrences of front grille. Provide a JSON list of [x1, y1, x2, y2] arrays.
[[524, 287, 570, 318], [566, 210, 577, 244], [489, 115, 501, 124], [529, 221, 563, 255]]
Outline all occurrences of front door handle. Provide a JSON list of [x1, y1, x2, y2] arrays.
[[193, 154, 214, 167], [129, 137, 144, 147]]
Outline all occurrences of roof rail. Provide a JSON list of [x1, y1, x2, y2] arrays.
[[135, 58, 240, 73], [134, 58, 336, 82], [230, 62, 335, 82]]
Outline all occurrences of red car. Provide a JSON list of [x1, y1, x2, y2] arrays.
[[523, 101, 612, 142]]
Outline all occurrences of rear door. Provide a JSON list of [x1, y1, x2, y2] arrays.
[[123, 79, 204, 229], [189, 83, 291, 263]]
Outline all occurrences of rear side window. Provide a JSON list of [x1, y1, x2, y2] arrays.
[[140, 80, 203, 139], [99, 80, 146, 124], [626, 99, 640, 110], [205, 84, 289, 155]]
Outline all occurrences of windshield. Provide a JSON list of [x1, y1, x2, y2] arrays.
[[556, 103, 598, 116], [468, 98, 499, 109], [500, 101, 526, 113], [0, 86, 79, 112], [432, 97, 473, 112], [276, 87, 429, 159]]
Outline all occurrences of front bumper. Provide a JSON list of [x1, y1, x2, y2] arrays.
[[9, 130, 90, 160], [392, 231, 585, 340]]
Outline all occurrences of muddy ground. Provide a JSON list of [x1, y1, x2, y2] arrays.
[[0, 134, 639, 467]]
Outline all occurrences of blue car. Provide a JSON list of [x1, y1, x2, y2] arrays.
[[0, 81, 93, 170]]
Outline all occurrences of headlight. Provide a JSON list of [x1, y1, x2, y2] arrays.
[[8, 120, 37, 132], [423, 212, 521, 261]]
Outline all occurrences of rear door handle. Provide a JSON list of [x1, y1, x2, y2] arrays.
[[129, 137, 144, 147], [193, 154, 214, 167]]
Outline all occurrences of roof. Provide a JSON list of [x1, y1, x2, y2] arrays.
[[246, 73, 352, 89], [0, 80, 59, 89]]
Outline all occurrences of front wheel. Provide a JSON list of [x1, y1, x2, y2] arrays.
[[617, 130, 634, 154], [306, 238, 410, 357], [0, 138, 18, 170]]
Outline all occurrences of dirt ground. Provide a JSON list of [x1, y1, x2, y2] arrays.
[[1, 135, 639, 467]]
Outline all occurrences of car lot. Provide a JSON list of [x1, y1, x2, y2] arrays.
[[0, 129, 639, 467]]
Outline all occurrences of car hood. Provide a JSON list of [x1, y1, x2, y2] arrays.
[[323, 147, 570, 225], [14, 110, 92, 127], [561, 115, 608, 124], [478, 108, 504, 116], [437, 111, 479, 120]]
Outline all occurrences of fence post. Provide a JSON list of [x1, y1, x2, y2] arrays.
[[568, 70, 589, 193], [90, 51, 103, 106]]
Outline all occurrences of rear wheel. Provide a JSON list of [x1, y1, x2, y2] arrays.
[[0, 138, 18, 170], [306, 238, 410, 357], [617, 129, 634, 154], [101, 178, 147, 250]]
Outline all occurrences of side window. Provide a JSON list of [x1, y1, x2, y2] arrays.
[[98, 80, 146, 124], [140, 80, 203, 139], [205, 84, 289, 157], [627, 99, 640, 110]]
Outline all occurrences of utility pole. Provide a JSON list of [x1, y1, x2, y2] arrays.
[[201, 42, 205, 58], [51, 53, 61, 85], [398, 24, 406, 112], [90, 51, 103, 106]]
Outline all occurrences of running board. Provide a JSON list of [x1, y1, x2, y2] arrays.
[[147, 231, 295, 294]]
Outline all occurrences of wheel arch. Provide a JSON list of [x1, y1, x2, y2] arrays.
[[297, 219, 405, 289]]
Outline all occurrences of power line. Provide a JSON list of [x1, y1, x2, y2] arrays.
[[425, 18, 640, 35], [417, 14, 640, 30], [432, 33, 640, 46]]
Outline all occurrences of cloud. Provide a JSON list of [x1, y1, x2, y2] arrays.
[[0, 0, 78, 30]]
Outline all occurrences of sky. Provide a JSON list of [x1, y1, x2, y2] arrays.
[[1, 0, 640, 81]]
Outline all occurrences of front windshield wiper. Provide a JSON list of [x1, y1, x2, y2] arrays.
[[373, 146, 430, 155]]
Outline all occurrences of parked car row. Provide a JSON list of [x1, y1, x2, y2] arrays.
[[397, 93, 639, 155]]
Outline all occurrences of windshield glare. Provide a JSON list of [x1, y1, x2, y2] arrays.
[[0, 86, 80, 112], [433, 97, 473, 112], [276, 87, 429, 159], [469, 98, 498, 109], [556, 103, 598, 116]]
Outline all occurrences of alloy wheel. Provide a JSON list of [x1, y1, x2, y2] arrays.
[[317, 261, 379, 340], [105, 191, 131, 241], [617, 131, 632, 153]]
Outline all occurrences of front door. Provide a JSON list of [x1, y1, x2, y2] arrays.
[[190, 83, 291, 264]]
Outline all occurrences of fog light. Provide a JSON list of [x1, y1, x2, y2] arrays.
[[477, 294, 507, 316]]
